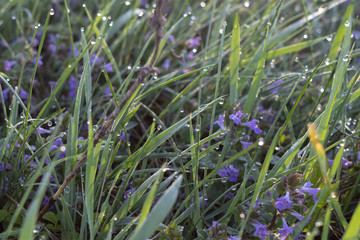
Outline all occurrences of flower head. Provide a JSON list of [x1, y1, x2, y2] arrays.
[[4, 60, 16, 71], [252, 220, 269, 240], [240, 141, 252, 150], [217, 164, 239, 182], [229, 110, 243, 125], [162, 58, 171, 70], [241, 120, 262, 134], [104, 62, 114, 72], [278, 217, 294, 240], [275, 191, 292, 210], [299, 181, 320, 201], [213, 114, 225, 130], [186, 36, 201, 48]]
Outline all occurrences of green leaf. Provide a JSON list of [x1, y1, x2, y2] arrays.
[[229, 15, 240, 105], [129, 175, 183, 240]]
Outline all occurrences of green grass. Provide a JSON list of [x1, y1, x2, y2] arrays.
[[0, 0, 360, 239]]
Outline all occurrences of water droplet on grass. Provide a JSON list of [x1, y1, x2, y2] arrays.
[[109, 21, 113, 27], [64, 187, 70, 193], [244, 1, 250, 7], [82, 3, 86, 8], [343, 55, 349, 62], [326, 36, 332, 42], [344, 21, 350, 27], [125, 1, 131, 6], [11, 16, 16, 20], [50, 8, 55, 16], [200, 2, 206, 7]]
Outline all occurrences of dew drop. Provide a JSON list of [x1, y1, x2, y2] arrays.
[[185, 123, 190, 128], [109, 21, 113, 27], [60, 146, 66, 152], [218, 101, 224, 105], [294, 57, 299, 63], [195, 125, 200, 132], [204, 195, 208, 201], [344, 21, 350, 27], [240, 213, 246, 219], [231, 186, 236, 191], [49, 8, 55, 16], [47, 121, 52, 126], [127, 65, 132, 70], [200, 2, 206, 7], [180, 108, 184, 113], [304, 65, 308, 72], [267, 21, 271, 26], [221, 178, 227, 183], [82, 3, 86, 8], [64, 187, 70, 193], [301, 74, 306, 79], [91, 40, 96, 45], [11, 16, 16, 20], [303, 34, 308, 39], [138, 11, 144, 17], [258, 138, 264, 146], [102, 16, 107, 21], [97, 11, 102, 16], [244, 1, 250, 7], [67, 8, 70, 13], [157, 125, 162, 131], [125, 1, 131, 6], [326, 36, 332, 42], [114, 216, 118, 221], [68, 64, 72, 68], [343, 55, 349, 62]]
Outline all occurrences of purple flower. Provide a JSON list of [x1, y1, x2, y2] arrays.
[[225, 192, 235, 199], [0, 162, 12, 171], [275, 191, 292, 210], [53, 138, 64, 147], [48, 44, 57, 55], [162, 58, 171, 70], [290, 211, 304, 221], [104, 62, 114, 72], [186, 52, 195, 60], [104, 87, 112, 95], [213, 114, 225, 130], [229, 110, 243, 125], [168, 35, 175, 43], [68, 76, 77, 99], [37, 127, 51, 135], [207, 221, 226, 238], [353, 30, 360, 40], [228, 236, 240, 240], [19, 88, 29, 100], [252, 220, 269, 240], [241, 120, 262, 134], [270, 79, 284, 94], [90, 54, 103, 65], [119, 131, 130, 142], [186, 36, 201, 48], [278, 218, 294, 240], [240, 141, 252, 149], [4, 60, 16, 71], [217, 164, 239, 182], [124, 181, 135, 200], [328, 158, 352, 170], [32, 55, 43, 66], [0, 88, 10, 102], [299, 182, 320, 201]]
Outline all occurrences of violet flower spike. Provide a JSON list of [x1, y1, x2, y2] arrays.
[[299, 181, 321, 201], [278, 217, 294, 240]]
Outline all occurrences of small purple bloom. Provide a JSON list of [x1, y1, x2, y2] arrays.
[[32, 55, 43, 66], [104, 62, 114, 72], [353, 30, 360, 40], [53, 138, 64, 147], [186, 52, 195, 60], [299, 182, 320, 201], [225, 192, 235, 199], [104, 87, 112, 95], [228, 236, 240, 240], [328, 158, 352, 170], [4, 60, 16, 71], [290, 211, 304, 221], [241, 120, 262, 134], [278, 218, 294, 240], [37, 127, 51, 135], [186, 36, 201, 48], [168, 35, 175, 43], [0, 162, 12, 171], [213, 114, 225, 130], [229, 110, 243, 125], [19, 88, 29, 100], [119, 131, 130, 142], [270, 79, 284, 94], [0, 88, 10, 102], [162, 58, 171, 70], [252, 220, 269, 240], [90, 54, 103, 65], [48, 44, 57, 55], [68, 76, 77, 99], [217, 164, 239, 182], [240, 141, 252, 149], [275, 191, 292, 210]]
